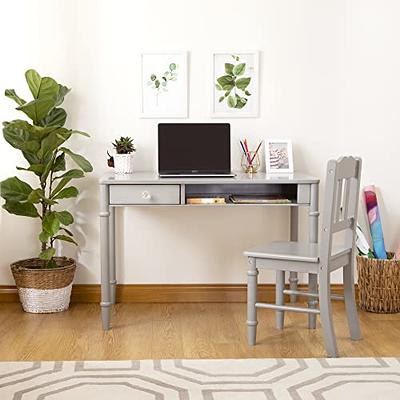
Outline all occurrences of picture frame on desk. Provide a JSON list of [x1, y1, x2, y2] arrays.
[[265, 139, 294, 174], [140, 51, 188, 118], [211, 51, 259, 118]]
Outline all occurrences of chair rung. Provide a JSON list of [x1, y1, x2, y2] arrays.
[[255, 302, 320, 314], [283, 289, 344, 301]]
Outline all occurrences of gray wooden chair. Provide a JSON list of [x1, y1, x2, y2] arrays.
[[244, 156, 362, 357]]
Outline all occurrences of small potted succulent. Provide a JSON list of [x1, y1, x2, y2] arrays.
[[108, 136, 136, 174], [0, 69, 92, 313]]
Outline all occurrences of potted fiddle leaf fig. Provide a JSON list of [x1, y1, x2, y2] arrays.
[[0, 69, 92, 313]]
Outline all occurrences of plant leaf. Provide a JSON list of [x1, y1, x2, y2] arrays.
[[54, 85, 71, 106], [216, 75, 234, 89], [39, 231, 50, 243], [244, 90, 251, 96], [25, 69, 59, 100], [51, 177, 72, 197], [227, 95, 237, 108], [53, 234, 78, 245], [70, 130, 90, 137], [52, 186, 79, 200], [236, 77, 251, 90], [54, 169, 84, 180], [233, 63, 246, 76], [42, 212, 61, 236], [17, 98, 57, 125], [60, 147, 93, 172], [38, 128, 71, 160], [41, 107, 67, 127], [218, 96, 225, 103], [2, 201, 39, 218], [224, 63, 234, 75], [53, 153, 66, 172], [16, 164, 45, 175], [5, 89, 26, 106], [61, 227, 74, 236], [39, 247, 56, 261], [55, 211, 74, 226], [215, 84, 223, 91], [0, 177, 34, 202]]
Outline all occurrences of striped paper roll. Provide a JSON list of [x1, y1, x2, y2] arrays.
[[363, 185, 387, 260]]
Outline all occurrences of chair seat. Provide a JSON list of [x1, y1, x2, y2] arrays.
[[244, 241, 352, 263]]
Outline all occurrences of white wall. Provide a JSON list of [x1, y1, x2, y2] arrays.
[[0, 0, 399, 285]]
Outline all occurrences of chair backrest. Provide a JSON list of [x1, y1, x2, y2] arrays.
[[319, 156, 362, 266]]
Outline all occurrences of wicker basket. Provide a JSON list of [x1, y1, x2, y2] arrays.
[[11, 257, 76, 314], [357, 253, 400, 313]]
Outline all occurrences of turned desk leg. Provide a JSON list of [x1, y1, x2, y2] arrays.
[[109, 206, 117, 305], [100, 184, 112, 330], [308, 183, 319, 329], [289, 207, 299, 303]]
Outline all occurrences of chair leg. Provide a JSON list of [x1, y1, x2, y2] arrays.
[[308, 273, 318, 329], [319, 268, 339, 357], [275, 270, 285, 329], [343, 263, 361, 340], [247, 257, 258, 346]]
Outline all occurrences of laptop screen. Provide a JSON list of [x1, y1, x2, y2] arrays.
[[158, 123, 231, 174]]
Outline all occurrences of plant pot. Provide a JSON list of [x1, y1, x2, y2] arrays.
[[357, 253, 400, 313], [10, 257, 76, 314], [114, 154, 133, 174]]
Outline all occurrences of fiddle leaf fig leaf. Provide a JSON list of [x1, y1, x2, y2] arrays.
[[39, 247, 56, 261], [52, 186, 79, 200], [0, 177, 34, 202], [54, 169, 84, 180], [55, 211, 74, 226], [2, 201, 39, 218], [60, 147, 93, 172], [5, 89, 26, 106], [25, 69, 59, 100], [53, 153, 66, 172], [42, 212, 60, 236], [41, 108, 67, 127], [17, 98, 56, 125], [54, 85, 71, 106], [53, 234, 78, 245]]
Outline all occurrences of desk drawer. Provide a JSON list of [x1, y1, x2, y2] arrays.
[[109, 185, 180, 205]]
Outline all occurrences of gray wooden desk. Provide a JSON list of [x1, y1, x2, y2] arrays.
[[99, 172, 320, 330]]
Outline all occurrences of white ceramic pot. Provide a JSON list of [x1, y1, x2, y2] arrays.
[[114, 154, 133, 174]]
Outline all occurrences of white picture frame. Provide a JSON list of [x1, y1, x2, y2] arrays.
[[141, 52, 188, 118], [265, 139, 294, 174], [211, 51, 259, 118]]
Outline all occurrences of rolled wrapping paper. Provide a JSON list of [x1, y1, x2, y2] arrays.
[[363, 185, 387, 260], [356, 225, 374, 258]]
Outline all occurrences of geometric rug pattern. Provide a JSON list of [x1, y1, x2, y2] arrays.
[[0, 358, 399, 399]]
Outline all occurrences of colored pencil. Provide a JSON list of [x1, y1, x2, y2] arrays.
[[240, 140, 252, 165], [250, 141, 262, 164]]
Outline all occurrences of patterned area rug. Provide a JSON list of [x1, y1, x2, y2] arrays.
[[0, 358, 399, 399]]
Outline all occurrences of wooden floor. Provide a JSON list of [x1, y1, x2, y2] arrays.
[[0, 301, 399, 361]]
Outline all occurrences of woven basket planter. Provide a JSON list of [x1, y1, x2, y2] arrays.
[[357, 253, 400, 313], [10, 257, 76, 314]]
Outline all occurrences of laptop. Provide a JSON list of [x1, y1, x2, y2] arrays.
[[158, 123, 235, 177]]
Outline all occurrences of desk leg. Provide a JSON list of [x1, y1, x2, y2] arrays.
[[289, 207, 299, 303], [100, 184, 111, 330], [109, 206, 116, 305], [308, 183, 319, 329]]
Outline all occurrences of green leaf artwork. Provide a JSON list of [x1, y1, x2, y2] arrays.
[[148, 62, 179, 105], [215, 55, 252, 109], [1, 69, 92, 267]]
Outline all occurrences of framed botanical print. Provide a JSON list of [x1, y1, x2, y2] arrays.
[[141, 52, 188, 118], [211, 51, 259, 118]]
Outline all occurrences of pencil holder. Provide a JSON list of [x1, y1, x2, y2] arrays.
[[241, 151, 260, 174]]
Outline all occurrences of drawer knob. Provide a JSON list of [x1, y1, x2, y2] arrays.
[[141, 190, 151, 200]]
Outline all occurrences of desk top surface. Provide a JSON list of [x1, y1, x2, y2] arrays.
[[100, 171, 319, 185]]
